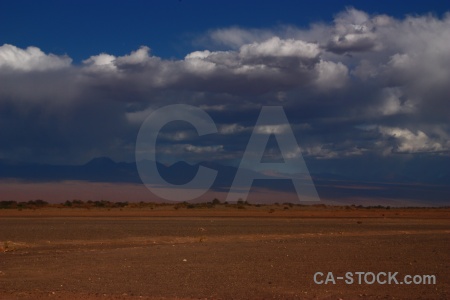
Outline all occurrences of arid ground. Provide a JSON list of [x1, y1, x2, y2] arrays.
[[0, 206, 449, 299]]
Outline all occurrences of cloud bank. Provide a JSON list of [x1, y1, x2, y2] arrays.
[[0, 8, 449, 168]]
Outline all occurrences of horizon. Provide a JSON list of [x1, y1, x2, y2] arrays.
[[1, 2, 449, 206]]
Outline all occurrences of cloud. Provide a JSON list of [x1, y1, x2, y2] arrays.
[[115, 46, 152, 65], [314, 60, 348, 89], [0, 44, 71, 71], [184, 144, 224, 154], [0, 8, 449, 168], [218, 124, 247, 135], [239, 37, 320, 60], [204, 27, 275, 48], [377, 87, 415, 116], [83, 53, 117, 71], [254, 124, 292, 134], [378, 126, 449, 154], [326, 8, 381, 54]]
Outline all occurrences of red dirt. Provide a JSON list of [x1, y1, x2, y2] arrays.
[[0, 207, 449, 299]]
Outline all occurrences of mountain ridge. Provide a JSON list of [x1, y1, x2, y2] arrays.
[[0, 156, 449, 203]]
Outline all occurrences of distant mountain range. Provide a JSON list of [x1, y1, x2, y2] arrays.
[[0, 155, 449, 204]]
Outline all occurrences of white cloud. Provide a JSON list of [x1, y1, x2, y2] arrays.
[[0, 44, 71, 71], [378, 88, 415, 116], [184, 50, 217, 74], [198, 104, 227, 111], [207, 27, 275, 48], [82, 47, 153, 72], [239, 37, 320, 60], [83, 53, 117, 71], [218, 124, 247, 135], [303, 145, 338, 159], [314, 60, 348, 89], [1, 8, 449, 163], [254, 124, 292, 134], [379, 126, 447, 153], [184, 144, 224, 154], [326, 8, 381, 53], [185, 50, 212, 60], [115, 46, 151, 65]]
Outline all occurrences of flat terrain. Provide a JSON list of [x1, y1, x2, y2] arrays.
[[0, 206, 449, 299]]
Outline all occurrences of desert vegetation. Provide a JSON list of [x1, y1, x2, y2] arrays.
[[0, 199, 446, 211]]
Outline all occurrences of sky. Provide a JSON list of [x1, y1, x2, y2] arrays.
[[0, 1, 449, 205]]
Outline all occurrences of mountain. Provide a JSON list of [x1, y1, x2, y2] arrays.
[[0, 157, 140, 183], [0, 156, 449, 203]]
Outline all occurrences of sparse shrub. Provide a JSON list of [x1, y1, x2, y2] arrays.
[[94, 201, 105, 207], [0, 201, 17, 209], [115, 201, 128, 208], [28, 199, 48, 207]]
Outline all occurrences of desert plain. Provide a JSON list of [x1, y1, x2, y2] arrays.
[[0, 204, 449, 299]]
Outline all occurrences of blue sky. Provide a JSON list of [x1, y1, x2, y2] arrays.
[[1, 1, 448, 62], [0, 1, 449, 204]]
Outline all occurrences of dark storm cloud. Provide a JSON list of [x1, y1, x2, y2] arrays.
[[0, 8, 449, 166]]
